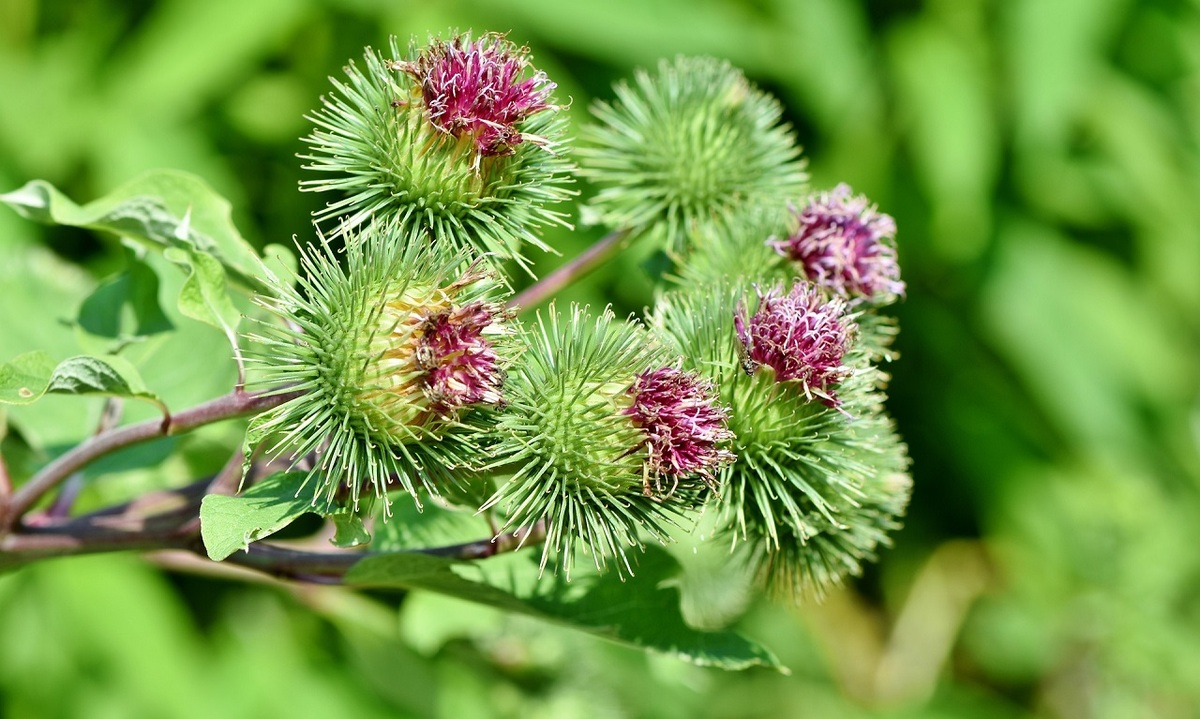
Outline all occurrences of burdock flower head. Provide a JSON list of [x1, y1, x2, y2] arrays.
[[651, 282, 911, 597], [301, 32, 574, 269], [397, 33, 556, 157], [624, 367, 734, 494], [770, 184, 904, 304], [735, 282, 855, 406], [578, 56, 807, 254], [417, 301, 506, 414], [484, 306, 732, 577], [247, 222, 513, 515]]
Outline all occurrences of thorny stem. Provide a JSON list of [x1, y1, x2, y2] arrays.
[[4, 388, 301, 529], [507, 228, 631, 312]]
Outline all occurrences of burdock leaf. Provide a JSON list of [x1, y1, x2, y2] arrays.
[[0, 352, 164, 413], [163, 247, 241, 342], [346, 545, 784, 671], [77, 258, 174, 343], [0, 170, 268, 294], [200, 471, 316, 561], [0, 351, 57, 405]]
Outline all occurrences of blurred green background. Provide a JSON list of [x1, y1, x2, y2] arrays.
[[2, 0, 1199, 716]]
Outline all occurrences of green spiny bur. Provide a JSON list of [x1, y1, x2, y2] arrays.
[[244, 221, 514, 519], [484, 304, 709, 578], [300, 34, 576, 272], [579, 56, 807, 254], [651, 280, 911, 596]]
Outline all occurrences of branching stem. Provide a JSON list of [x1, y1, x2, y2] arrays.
[[210, 525, 545, 581], [4, 388, 301, 528], [1, 465, 544, 581]]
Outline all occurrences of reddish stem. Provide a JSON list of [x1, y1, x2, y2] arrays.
[[4, 389, 300, 528], [507, 229, 630, 312]]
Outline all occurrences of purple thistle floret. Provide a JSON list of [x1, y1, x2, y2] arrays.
[[624, 367, 735, 494], [735, 283, 855, 406], [399, 33, 555, 157], [769, 184, 905, 303], [416, 301, 506, 415]]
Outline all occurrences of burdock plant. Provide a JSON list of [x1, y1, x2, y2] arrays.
[[0, 29, 911, 670]]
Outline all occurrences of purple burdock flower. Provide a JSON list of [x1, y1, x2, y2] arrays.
[[624, 367, 735, 495], [735, 283, 855, 406], [398, 33, 555, 157], [769, 184, 905, 303], [416, 301, 506, 415]]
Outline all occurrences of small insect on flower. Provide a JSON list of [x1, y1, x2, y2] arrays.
[[770, 184, 904, 304], [734, 282, 856, 407]]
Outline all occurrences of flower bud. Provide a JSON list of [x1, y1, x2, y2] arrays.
[[302, 32, 574, 268], [735, 282, 855, 406], [624, 367, 734, 493], [578, 56, 807, 254], [397, 33, 556, 157], [650, 281, 910, 597], [352, 282, 508, 433], [485, 306, 724, 577], [770, 184, 904, 303]]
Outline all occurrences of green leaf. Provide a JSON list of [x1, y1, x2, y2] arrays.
[[0, 352, 164, 412], [163, 247, 241, 340], [0, 240, 108, 449], [372, 494, 494, 553], [0, 351, 57, 405], [346, 546, 784, 671], [199, 471, 316, 561], [77, 257, 174, 345], [46, 355, 163, 407], [331, 513, 373, 548], [0, 170, 268, 294]]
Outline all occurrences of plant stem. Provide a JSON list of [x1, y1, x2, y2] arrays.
[[2, 445, 546, 580], [507, 228, 631, 312], [4, 388, 301, 527], [205, 448, 247, 498], [216, 524, 545, 581], [0, 451, 11, 503], [218, 542, 362, 578], [2, 475, 543, 579], [0, 452, 13, 532]]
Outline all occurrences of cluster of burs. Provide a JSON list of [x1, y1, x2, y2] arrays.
[[252, 31, 911, 594]]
